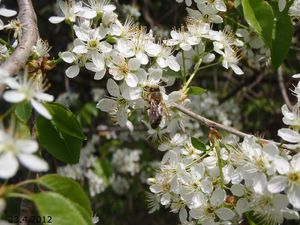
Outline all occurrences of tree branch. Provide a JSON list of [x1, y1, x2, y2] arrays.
[[277, 66, 293, 110], [0, 0, 38, 96], [173, 103, 294, 151]]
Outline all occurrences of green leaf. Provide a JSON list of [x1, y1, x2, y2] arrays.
[[38, 174, 92, 216], [45, 102, 86, 140], [191, 137, 207, 151], [78, 102, 98, 126], [163, 67, 182, 79], [241, 0, 274, 47], [36, 115, 82, 164], [271, 2, 294, 69], [15, 101, 32, 123], [234, 0, 241, 8], [188, 86, 207, 95], [32, 192, 93, 225], [93, 159, 112, 186]]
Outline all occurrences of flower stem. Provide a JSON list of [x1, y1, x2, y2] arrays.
[[6, 192, 32, 201], [181, 50, 187, 83], [198, 61, 221, 71], [215, 141, 224, 188], [14, 179, 37, 188], [0, 38, 14, 52], [182, 57, 202, 93], [0, 104, 16, 121]]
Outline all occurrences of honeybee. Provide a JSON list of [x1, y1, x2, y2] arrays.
[[144, 86, 164, 129]]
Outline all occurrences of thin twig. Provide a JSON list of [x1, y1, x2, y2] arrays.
[[173, 103, 294, 151], [277, 66, 293, 110], [142, 0, 155, 28], [0, 0, 38, 96], [18, 172, 35, 225]]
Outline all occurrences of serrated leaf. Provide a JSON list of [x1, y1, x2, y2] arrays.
[[38, 175, 92, 216], [36, 115, 82, 164], [241, 0, 274, 47], [271, 2, 294, 69], [15, 101, 32, 123], [191, 137, 207, 151], [188, 86, 207, 95], [32, 192, 93, 225], [45, 102, 86, 140]]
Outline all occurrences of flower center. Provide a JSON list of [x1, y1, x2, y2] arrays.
[[288, 172, 300, 183], [88, 39, 99, 49], [118, 63, 129, 75], [0, 142, 16, 153], [255, 157, 266, 172], [204, 206, 214, 216], [162, 182, 170, 192]]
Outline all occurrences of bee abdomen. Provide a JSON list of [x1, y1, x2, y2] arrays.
[[150, 117, 162, 129], [149, 110, 162, 129]]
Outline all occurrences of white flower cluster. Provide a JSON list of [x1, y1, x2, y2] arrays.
[[112, 148, 141, 176], [121, 4, 141, 20], [190, 92, 241, 128], [290, 0, 300, 19], [58, 135, 143, 197], [110, 148, 142, 195], [57, 135, 107, 196], [0, 2, 53, 180], [0, 38, 53, 180], [176, 0, 226, 12], [49, 0, 244, 129], [0, 1, 17, 62], [148, 133, 300, 225], [236, 28, 270, 69]]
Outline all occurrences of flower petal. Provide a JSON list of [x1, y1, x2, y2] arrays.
[[0, 8, 17, 17], [66, 65, 80, 78], [267, 175, 288, 193], [128, 58, 141, 71], [61, 51, 76, 63], [0, 152, 18, 179], [107, 79, 120, 97], [96, 98, 117, 112], [31, 99, 52, 119], [73, 45, 88, 54], [288, 185, 300, 208], [18, 154, 49, 172], [3, 90, 26, 103], [125, 73, 138, 87], [278, 128, 300, 143], [94, 70, 106, 80], [252, 172, 267, 194], [35, 92, 54, 102], [216, 207, 235, 220], [211, 188, 226, 206], [48, 16, 65, 24], [166, 57, 180, 72], [16, 140, 38, 154]]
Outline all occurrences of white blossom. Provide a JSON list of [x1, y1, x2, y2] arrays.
[[3, 72, 54, 119], [0, 130, 48, 179]]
